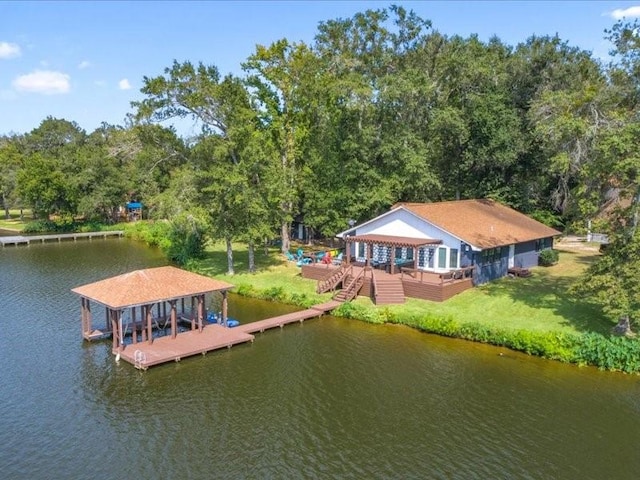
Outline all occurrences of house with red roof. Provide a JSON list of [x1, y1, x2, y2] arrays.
[[336, 199, 560, 285]]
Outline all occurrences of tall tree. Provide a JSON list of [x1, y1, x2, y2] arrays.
[[243, 39, 317, 253]]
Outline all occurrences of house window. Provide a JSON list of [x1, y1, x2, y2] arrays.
[[449, 248, 459, 269], [428, 248, 435, 268], [437, 247, 447, 269], [357, 242, 365, 259], [395, 246, 403, 259], [407, 248, 414, 260]]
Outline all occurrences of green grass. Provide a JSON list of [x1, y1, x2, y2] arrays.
[[192, 242, 611, 336], [0, 209, 33, 231], [388, 250, 610, 335]]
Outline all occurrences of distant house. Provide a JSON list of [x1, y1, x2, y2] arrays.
[[337, 199, 560, 285]]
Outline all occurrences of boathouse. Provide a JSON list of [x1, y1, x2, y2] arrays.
[[72, 266, 236, 368]]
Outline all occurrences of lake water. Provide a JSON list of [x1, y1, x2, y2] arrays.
[[1, 239, 640, 479]]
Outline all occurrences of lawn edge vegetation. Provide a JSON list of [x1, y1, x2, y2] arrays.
[[182, 236, 640, 374]]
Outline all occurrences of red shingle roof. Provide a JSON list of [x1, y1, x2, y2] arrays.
[[397, 199, 560, 249], [71, 266, 233, 309]]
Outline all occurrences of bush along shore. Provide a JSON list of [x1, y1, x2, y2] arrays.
[[230, 281, 640, 374]]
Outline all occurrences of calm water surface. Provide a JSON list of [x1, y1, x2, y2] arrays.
[[1, 239, 640, 479]]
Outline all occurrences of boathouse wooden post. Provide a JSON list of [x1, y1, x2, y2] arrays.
[[80, 298, 85, 334], [86, 300, 92, 334], [146, 305, 153, 345], [162, 302, 167, 324], [140, 306, 147, 342], [131, 307, 137, 345], [118, 310, 124, 352], [222, 291, 228, 324], [110, 309, 118, 352], [170, 300, 177, 339], [105, 306, 111, 333], [197, 295, 204, 332], [190, 297, 196, 330]]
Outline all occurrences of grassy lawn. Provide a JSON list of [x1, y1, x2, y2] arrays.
[[387, 249, 610, 335], [193, 240, 610, 336], [0, 209, 32, 231]]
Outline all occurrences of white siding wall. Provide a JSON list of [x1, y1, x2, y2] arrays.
[[354, 209, 462, 272]]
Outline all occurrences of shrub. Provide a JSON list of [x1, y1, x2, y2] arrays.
[[538, 248, 559, 266]]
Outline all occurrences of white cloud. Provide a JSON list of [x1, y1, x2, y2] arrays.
[[12, 70, 71, 95], [0, 42, 21, 59], [610, 6, 640, 19], [118, 78, 132, 90], [78, 60, 91, 69]]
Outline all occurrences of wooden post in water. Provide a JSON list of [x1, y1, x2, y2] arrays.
[[110, 310, 118, 352]]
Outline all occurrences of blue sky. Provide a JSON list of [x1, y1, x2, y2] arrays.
[[1, 1, 639, 137]]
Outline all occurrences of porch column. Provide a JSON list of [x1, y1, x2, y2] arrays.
[[346, 239, 352, 264], [413, 247, 418, 270], [222, 291, 228, 324], [170, 300, 177, 339], [162, 302, 167, 325], [366, 243, 372, 266], [390, 245, 396, 275], [146, 305, 153, 345]]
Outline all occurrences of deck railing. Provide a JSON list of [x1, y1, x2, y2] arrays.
[[400, 266, 475, 284], [335, 268, 366, 302], [316, 265, 351, 294]]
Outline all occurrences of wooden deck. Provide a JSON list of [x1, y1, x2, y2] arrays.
[[301, 263, 473, 303], [0, 230, 123, 247], [116, 302, 342, 369]]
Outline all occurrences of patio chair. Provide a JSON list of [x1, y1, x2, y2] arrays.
[[285, 251, 296, 262], [331, 252, 344, 265]]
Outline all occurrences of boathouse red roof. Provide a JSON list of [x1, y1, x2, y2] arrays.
[[71, 266, 233, 309]]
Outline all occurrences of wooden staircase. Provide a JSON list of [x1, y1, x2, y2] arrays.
[[373, 274, 405, 305], [334, 268, 365, 302], [316, 265, 351, 294]]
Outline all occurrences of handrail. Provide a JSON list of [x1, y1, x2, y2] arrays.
[[335, 267, 366, 302], [316, 265, 351, 294]]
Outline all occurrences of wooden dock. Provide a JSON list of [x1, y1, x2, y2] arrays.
[[117, 301, 343, 369], [0, 231, 124, 247]]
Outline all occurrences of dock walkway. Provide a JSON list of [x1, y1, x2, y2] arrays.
[[118, 300, 344, 369], [1, 231, 124, 247]]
